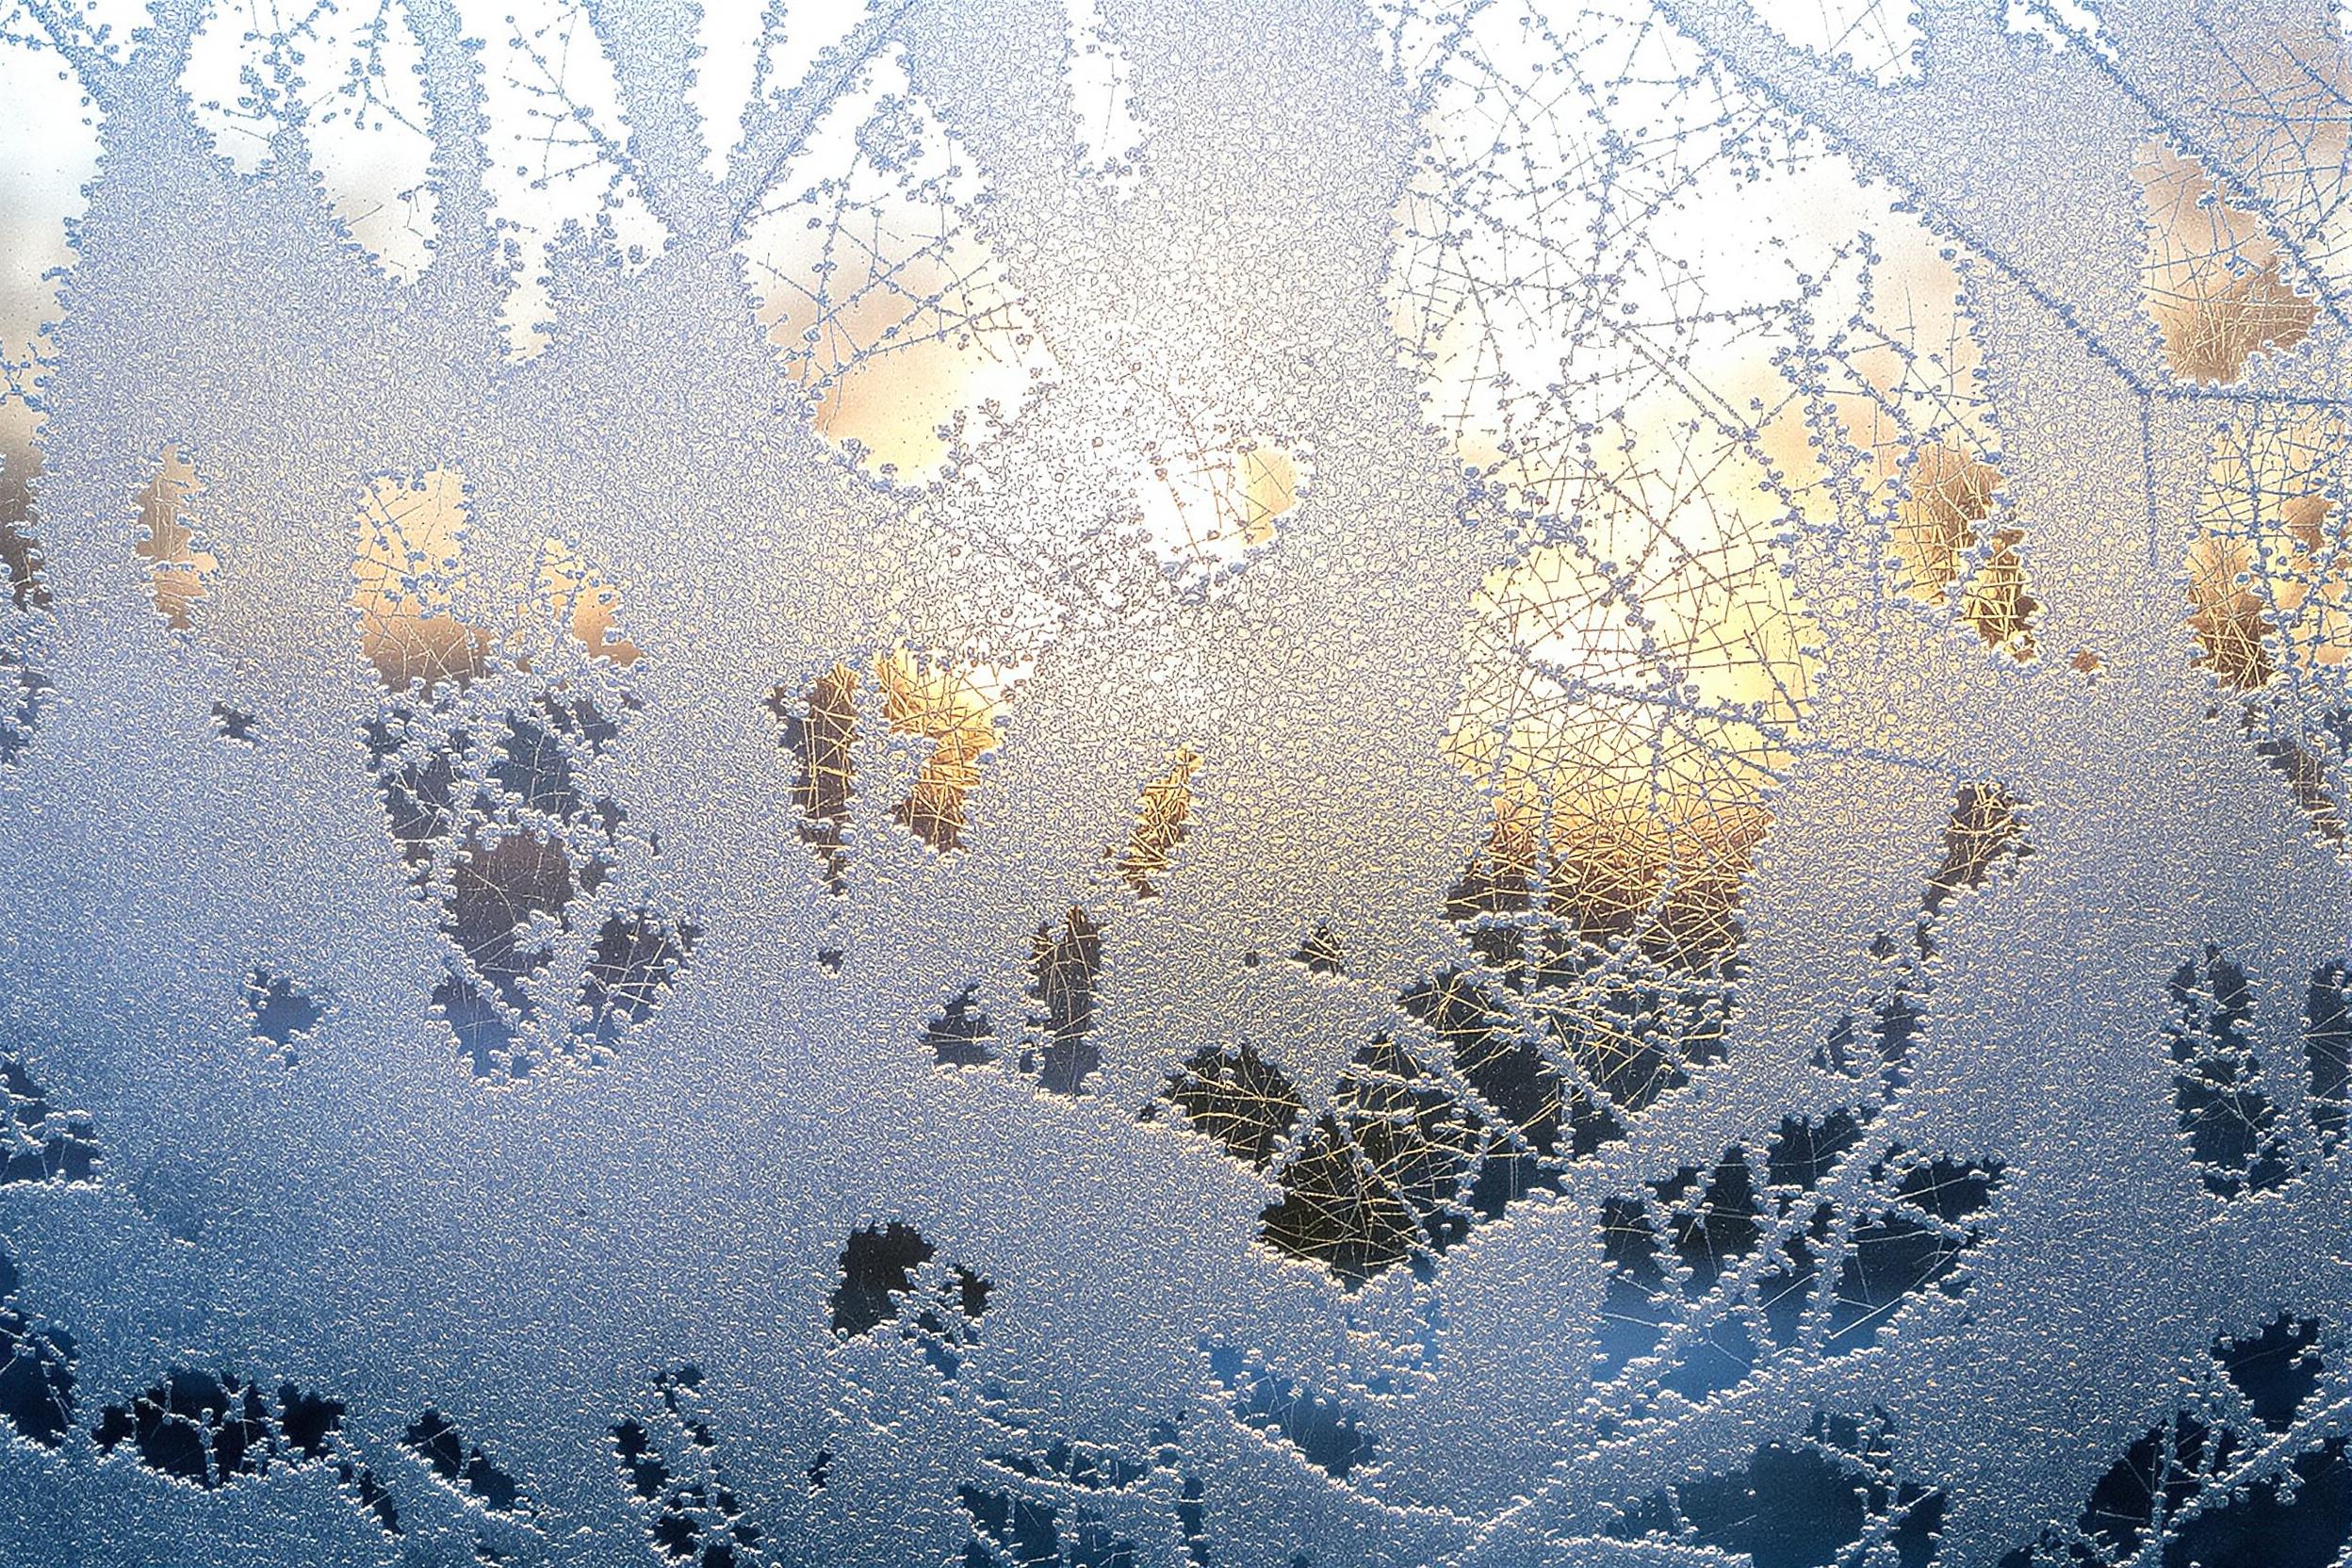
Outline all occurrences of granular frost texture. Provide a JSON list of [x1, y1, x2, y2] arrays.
[[0, 0, 2348, 1564]]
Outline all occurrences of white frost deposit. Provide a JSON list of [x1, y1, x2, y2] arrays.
[[0, 0, 2347, 1564]]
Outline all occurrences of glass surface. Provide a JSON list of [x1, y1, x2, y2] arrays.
[[0, 0, 2349, 1563]]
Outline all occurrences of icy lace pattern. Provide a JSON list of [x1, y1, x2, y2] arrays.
[[0, 0, 2349, 1563]]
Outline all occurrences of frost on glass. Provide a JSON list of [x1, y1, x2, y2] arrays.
[[0, 0, 2347, 1563]]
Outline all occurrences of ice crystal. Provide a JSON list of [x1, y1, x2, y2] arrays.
[[0, 0, 2348, 1562]]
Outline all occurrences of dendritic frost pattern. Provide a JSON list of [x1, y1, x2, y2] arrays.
[[0, 0, 2347, 1565]]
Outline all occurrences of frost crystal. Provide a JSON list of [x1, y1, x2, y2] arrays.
[[0, 0, 2349, 1563]]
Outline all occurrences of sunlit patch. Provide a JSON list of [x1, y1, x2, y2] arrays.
[[1127, 427, 1304, 587], [1110, 745, 1200, 896], [876, 650, 1022, 851], [132, 446, 217, 632], [738, 47, 1054, 482], [2183, 25, 2352, 306], [1516, 792, 1767, 973], [2187, 531, 2282, 692], [350, 469, 492, 692], [770, 662, 858, 893], [1892, 447, 2039, 661], [536, 540, 641, 667], [2186, 415, 2350, 692], [1391, 0, 2014, 959], [770, 649, 1026, 869], [2135, 141, 2318, 385], [1448, 519, 1815, 970]]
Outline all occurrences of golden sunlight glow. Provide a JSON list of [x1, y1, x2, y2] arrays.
[[1893, 446, 2039, 662], [351, 469, 492, 692], [2188, 418, 2350, 692], [351, 470, 637, 692], [1110, 745, 1200, 897], [2135, 140, 2319, 385], [1132, 432, 1303, 576], [737, 49, 1053, 482], [537, 540, 642, 667], [876, 649, 1024, 851]]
